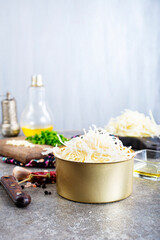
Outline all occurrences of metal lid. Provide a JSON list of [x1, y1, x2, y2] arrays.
[[1, 92, 14, 103], [6, 92, 11, 100], [31, 75, 43, 87]]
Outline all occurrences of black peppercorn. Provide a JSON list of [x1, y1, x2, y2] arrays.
[[35, 182, 41, 188], [42, 184, 46, 189]]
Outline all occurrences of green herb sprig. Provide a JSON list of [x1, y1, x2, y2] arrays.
[[26, 130, 68, 146]]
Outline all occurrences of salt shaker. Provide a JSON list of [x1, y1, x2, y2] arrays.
[[1, 92, 20, 137]]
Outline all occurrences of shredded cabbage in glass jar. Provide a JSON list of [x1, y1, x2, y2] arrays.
[[105, 110, 160, 137], [43, 125, 135, 163]]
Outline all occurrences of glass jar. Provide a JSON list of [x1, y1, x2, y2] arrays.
[[20, 75, 53, 136]]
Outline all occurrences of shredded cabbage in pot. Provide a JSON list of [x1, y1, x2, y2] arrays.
[[44, 125, 135, 163], [105, 110, 160, 137]]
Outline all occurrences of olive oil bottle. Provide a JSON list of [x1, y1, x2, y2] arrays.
[[20, 75, 53, 137]]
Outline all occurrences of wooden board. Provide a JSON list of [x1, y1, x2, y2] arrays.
[[0, 136, 52, 164]]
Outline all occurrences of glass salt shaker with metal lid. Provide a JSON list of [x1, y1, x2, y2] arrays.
[[20, 75, 53, 137]]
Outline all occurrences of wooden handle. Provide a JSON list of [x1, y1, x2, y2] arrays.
[[118, 136, 160, 150], [1, 175, 31, 207], [140, 137, 160, 150]]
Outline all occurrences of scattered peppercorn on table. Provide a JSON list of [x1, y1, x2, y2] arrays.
[[0, 131, 159, 240]]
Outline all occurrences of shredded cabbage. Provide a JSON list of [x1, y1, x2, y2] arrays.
[[45, 125, 135, 163], [105, 110, 160, 137], [6, 140, 35, 148]]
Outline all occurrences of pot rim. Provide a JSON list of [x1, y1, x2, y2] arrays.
[[55, 155, 134, 165]]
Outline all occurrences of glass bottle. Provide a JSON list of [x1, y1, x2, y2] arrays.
[[20, 75, 53, 136]]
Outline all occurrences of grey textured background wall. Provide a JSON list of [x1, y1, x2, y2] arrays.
[[0, 0, 160, 130]]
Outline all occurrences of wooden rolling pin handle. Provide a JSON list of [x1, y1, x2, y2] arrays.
[[1, 175, 31, 207]]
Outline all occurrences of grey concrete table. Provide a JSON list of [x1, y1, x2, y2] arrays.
[[0, 131, 160, 240]]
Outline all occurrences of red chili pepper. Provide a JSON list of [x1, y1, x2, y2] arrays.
[[30, 171, 56, 183]]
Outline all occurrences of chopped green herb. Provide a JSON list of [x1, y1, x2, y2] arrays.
[[26, 130, 68, 146]]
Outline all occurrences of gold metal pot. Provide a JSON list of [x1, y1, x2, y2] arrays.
[[56, 156, 134, 203]]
